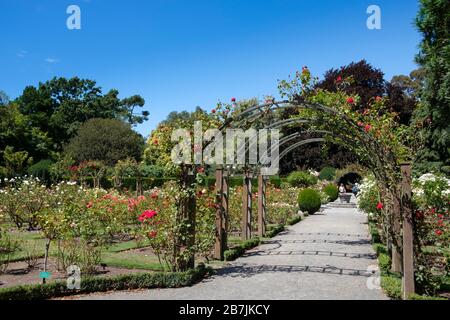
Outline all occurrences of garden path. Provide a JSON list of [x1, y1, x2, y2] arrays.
[[74, 197, 388, 300]]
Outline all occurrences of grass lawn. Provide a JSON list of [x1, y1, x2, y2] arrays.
[[2, 230, 163, 271]]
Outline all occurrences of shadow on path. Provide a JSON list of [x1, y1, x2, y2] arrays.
[[209, 263, 376, 280]]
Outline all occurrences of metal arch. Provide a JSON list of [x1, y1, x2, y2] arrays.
[[261, 138, 326, 169], [206, 99, 338, 151], [278, 138, 326, 160], [235, 129, 331, 162], [233, 118, 311, 156], [228, 98, 339, 129], [265, 118, 309, 129]]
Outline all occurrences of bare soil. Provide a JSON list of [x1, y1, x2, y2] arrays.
[[0, 257, 149, 289]]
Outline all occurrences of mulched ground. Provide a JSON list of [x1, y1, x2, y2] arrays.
[[0, 257, 148, 289]]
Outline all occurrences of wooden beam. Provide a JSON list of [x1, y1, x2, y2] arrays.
[[222, 170, 229, 251], [257, 174, 266, 237], [242, 171, 252, 240], [214, 168, 224, 260], [401, 163, 415, 299], [214, 168, 228, 260], [391, 193, 403, 273]]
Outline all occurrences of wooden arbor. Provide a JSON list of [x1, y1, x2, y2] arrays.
[[208, 99, 415, 299], [213, 166, 268, 262]]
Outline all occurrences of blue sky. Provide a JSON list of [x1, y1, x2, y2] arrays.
[[0, 0, 421, 137]]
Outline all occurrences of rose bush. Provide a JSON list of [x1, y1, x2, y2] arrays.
[[412, 173, 450, 295]]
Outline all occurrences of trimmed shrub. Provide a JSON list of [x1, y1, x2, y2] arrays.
[[319, 167, 336, 181], [266, 224, 285, 238], [378, 253, 391, 272], [372, 243, 388, 256], [369, 224, 381, 244], [381, 274, 402, 300], [323, 184, 339, 202], [298, 189, 322, 215], [408, 294, 447, 300], [287, 171, 317, 188], [28, 160, 54, 182], [269, 176, 282, 188], [224, 238, 260, 261], [286, 215, 302, 226]]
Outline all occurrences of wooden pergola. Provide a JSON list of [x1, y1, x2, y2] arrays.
[[180, 98, 415, 299]]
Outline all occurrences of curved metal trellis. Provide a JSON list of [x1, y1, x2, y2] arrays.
[[209, 97, 414, 298]]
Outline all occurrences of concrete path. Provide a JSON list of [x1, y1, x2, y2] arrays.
[[75, 201, 388, 300]]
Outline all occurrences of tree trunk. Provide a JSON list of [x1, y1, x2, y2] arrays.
[[43, 238, 51, 284]]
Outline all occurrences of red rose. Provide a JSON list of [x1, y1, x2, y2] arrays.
[[211, 109, 216, 114], [148, 231, 157, 238], [376, 202, 384, 210], [347, 97, 354, 104], [231, 97, 236, 102], [435, 230, 442, 236], [150, 192, 158, 199], [138, 210, 157, 222], [364, 124, 372, 133], [197, 167, 205, 173], [336, 76, 342, 82]]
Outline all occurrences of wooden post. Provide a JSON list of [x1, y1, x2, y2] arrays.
[[401, 163, 415, 299], [223, 170, 229, 251], [391, 194, 403, 273], [242, 170, 252, 240], [176, 165, 196, 271], [214, 167, 228, 260], [257, 174, 266, 237]]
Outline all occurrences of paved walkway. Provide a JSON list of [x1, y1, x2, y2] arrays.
[[76, 200, 388, 300]]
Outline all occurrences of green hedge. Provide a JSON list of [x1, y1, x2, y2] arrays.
[[408, 294, 447, 300], [378, 253, 392, 272], [286, 215, 302, 226], [369, 225, 381, 244], [224, 238, 261, 261], [265, 224, 285, 238], [223, 215, 303, 262], [381, 273, 402, 300], [0, 264, 210, 300]]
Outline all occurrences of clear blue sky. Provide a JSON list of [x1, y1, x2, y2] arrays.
[[0, 0, 421, 137]]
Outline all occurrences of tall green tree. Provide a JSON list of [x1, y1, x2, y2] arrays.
[[64, 118, 145, 166], [0, 103, 52, 168], [0, 90, 9, 106], [17, 77, 148, 152], [413, 0, 450, 175]]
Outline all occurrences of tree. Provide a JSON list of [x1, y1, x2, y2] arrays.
[[386, 69, 425, 125], [413, 0, 450, 175], [316, 60, 385, 110], [17, 77, 148, 152], [2, 146, 32, 177], [0, 91, 9, 106], [64, 118, 145, 166], [390, 68, 425, 99], [0, 103, 52, 172]]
